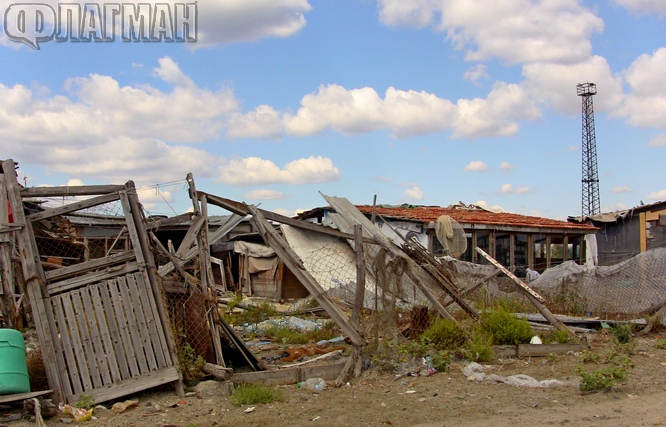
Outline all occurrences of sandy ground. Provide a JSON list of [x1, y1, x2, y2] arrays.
[[6, 332, 666, 427]]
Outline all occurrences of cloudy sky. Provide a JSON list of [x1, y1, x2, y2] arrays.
[[1, 0, 664, 219]]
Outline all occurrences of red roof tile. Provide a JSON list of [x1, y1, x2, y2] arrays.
[[314, 205, 597, 231]]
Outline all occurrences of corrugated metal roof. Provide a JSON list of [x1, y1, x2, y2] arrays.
[[299, 205, 597, 232]]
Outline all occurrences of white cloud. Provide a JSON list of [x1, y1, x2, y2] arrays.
[[499, 161, 515, 172], [378, 0, 603, 65], [404, 185, 424, 201], [464, 161, 488, 172], [611, 186, 633, 193], [648, 135, 666, 147], [613, 0, 666, 16], [522, 56, 624, 114], [463, 64, 489, 84], [216, 156, 341, 186], [614, 48, 666, 128], [498, 183, 532, 195], [646, 189, 666, 201], [227, 105, 283, 140], [244, 189, 287, 200]]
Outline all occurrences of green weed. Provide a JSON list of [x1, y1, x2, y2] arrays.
[[230, 384, 283, 406], [419, 317, 467, 350], [480, 308, 534, 345]]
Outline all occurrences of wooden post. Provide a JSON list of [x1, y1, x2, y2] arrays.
[[2, 159, 65, 402], [246, 205, 365, 346], [337, 224, 367, 385], [0, 171, 15, 328], [475, 247, 577, 339]]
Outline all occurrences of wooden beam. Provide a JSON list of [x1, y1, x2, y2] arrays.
[[27, 192, 120, 222], [44, 250, 135, 282], [201, 191, 375, 244], [247, 204, 366, 346], [475, 247, 577, 339], [21, 185, 125, 198]]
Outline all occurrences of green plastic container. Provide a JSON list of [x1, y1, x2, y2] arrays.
[[0, 329, 30, 394]]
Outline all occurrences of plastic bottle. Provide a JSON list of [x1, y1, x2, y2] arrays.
[[297, 377, 326, 391]]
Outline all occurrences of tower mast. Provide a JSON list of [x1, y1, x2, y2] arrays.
[[577, 82, 600, 216]]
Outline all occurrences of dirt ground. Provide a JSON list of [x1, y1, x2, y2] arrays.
[[6, 332, 666, 427]]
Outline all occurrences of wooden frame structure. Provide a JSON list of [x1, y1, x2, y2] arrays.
[[1, 159, 183, 404]]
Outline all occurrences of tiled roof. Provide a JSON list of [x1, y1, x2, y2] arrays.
[[299, 205, 597, 232]]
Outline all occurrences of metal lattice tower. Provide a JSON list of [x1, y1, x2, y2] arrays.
[[577, 82, 600, 216]]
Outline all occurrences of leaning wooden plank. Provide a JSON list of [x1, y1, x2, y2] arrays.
[[69, 366, 181, 405], [157, 213, 244, 276], [60, 292, 94, 392], [202, 192, 375, 243], [45, 250, 135, 282], [151, 232, 198, 288], [71, 289, 104, 389], [79, 286, 113, 387], [174, 215, 205, 259], [117, 275, 150, 374], [132, 270, 170, 369], [126, 274, 159, 372], [99, 280, 131, 381], [248, 205, 365, 347], [3, 159, 65, 402], [20, 185, 125, 198], [475, 247, 577, 339], [27, 192, 120, 222], [51, 295, 79, 396], [89, 283, 123, 383], [107, 278, 140, 378], [47, 261, 140, 296], [0, 390, 53, 404], [124, 183, 184, 396], [321, 193, 458, 323]]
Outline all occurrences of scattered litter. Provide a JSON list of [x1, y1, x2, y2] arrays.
[[311, 416, 321, 421], [462, 362, 577, 388], [404, 390, 416, 394], [111, 399, 139, 414], [244, 407, 255, 413], [530, 336, 543, 344], [59, 404, 93, 422]]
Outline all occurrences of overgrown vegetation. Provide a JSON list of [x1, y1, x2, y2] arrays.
[[577, 362, 631, 392], [223, 298, 278, 326], [480, 308, 534, 345], [419, 317, 467, 350], [230, 384, 283, 406], [176, 330, 207, 384], [576, 328, 635, 392], [461, 328, 494, 363], [262, 322, 339, 344]]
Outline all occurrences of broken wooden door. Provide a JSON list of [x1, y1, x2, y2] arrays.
[[2, 160, 183, 404]]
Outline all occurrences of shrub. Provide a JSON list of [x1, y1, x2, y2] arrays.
[[577, 364, 629, 392], [461, 329, 494, 363], [480, 309, 534, 345], [230, 384, 283, 406], [611, 323, 633, 345], [419, 317, 466, 350], [655, 339, 666, 350]]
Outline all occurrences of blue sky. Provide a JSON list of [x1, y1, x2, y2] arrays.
[[1, 0, 665, 220]]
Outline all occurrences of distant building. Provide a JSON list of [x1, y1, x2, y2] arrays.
[[297, 202, 598, 275], [568, 200, 666, 266]]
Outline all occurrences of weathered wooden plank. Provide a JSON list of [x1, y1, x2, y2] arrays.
[[117, 275, 149, 374], [201, 192, 376, 243], [140, 273, 172, 367], [0, 390, 53, 404], [71, 289, 103, 389], [174, 215, 205, 258], [107, 278, 140, 378], [20, 184, 125, 198], [3, 159, 65, 402], [45, 250, 135, 282], [61, 293, 93, 392], [90, 283, 122, 383], [99, 279, 132, 380], [124, 182, 183, 395], [80, 286, 112, 386], [132, 269, 168, 369], [145, 212, 194, 230], [47, 261, 139, 296], [126, 273, 159, 371], [51, 296, 79, 396], [248, 205, 365, 346], [69, 366, 180, 405], [230, 360, 347, 385], [475, 247, 577, 339], [27, 192, 120, 222], [202, 363, 231, 380]]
